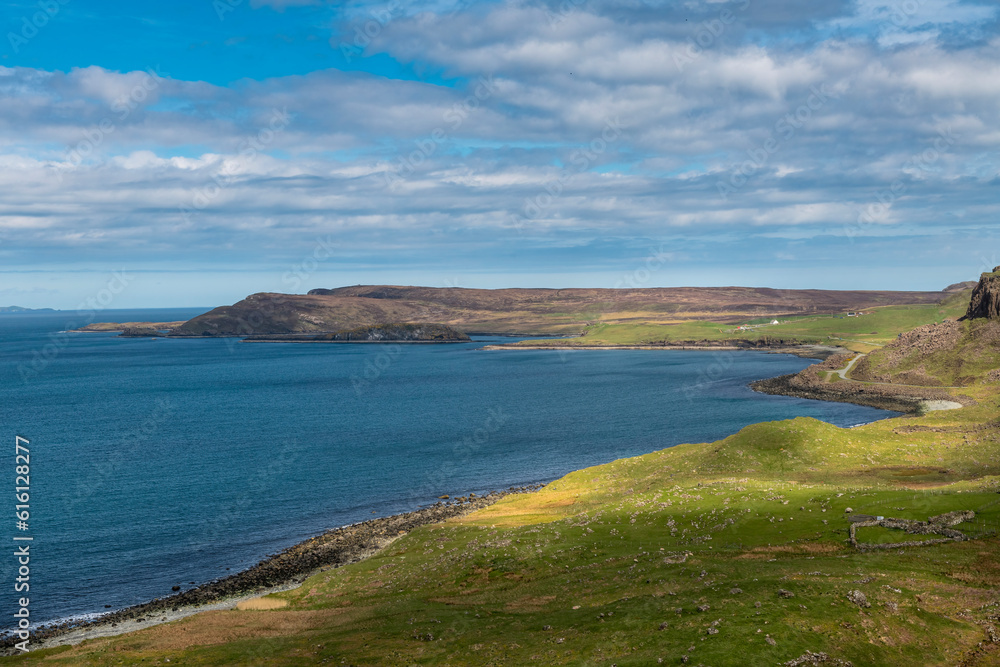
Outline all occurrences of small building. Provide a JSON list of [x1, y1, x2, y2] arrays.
[[770, 320, 779, 325]]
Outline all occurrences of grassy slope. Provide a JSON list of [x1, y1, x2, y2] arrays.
[[15, 383, 1000, 666], [852, 318, 1000, 387]]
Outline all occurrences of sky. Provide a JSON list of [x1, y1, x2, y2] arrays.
[[1, 0, 999, 308]]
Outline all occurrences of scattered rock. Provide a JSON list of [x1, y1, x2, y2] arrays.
[[847, 590, 870, 608], [928, 510, 975, 526], [658, 622, 668, 631], [845, 508, 853, 514], [697, 604, 710, 612], [785, 650, 853, 666], [729, 587, 743, 595], [778, 589, 795, 599]]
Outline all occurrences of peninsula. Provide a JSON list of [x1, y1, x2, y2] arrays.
[[77, 283, 961, 342]]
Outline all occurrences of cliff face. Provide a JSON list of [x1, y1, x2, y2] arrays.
[[965, 268, 1000, 320]]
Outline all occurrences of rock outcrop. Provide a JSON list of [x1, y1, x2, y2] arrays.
[[317, 323, 470, 342], [244, 323, 471, 343], [119, 327, 164, 338], [964, 267, 1000, 320]]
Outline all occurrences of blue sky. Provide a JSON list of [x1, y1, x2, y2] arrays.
[[1, 0, 999, 308]]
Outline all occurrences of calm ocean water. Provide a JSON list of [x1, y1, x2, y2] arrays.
[[0, 309, 896, 629]]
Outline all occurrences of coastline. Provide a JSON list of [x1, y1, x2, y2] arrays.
[[750, 351, 975, 413], [0, 485, 543, 655], [482, 342, 848, 360], [751, 373, 928, 413], [4, 344, 960, 656], [241, 338, 469, 344]]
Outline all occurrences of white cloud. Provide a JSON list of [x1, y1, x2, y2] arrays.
[[0, 0, 997, 282]]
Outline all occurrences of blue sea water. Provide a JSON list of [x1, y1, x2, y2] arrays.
[[0, 309, 896, 629]]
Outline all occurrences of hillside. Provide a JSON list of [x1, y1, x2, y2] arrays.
[[168, 286, 952, 337], [850, 268, 1000, 387]]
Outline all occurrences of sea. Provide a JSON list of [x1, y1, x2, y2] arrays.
[[0, 308, 896, 630]]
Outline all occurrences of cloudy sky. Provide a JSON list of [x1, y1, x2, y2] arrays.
[[1, 0, 998, 308]]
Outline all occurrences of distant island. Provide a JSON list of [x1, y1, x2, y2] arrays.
[[0, 306, 55, 313]]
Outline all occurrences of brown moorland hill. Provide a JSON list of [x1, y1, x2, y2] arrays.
[[168, 285, 950, 337]]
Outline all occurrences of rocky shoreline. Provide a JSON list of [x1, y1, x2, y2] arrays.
[[484, 342, 847, 360], [0, 485, 543, 654], [751, 353, 974, 413]]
